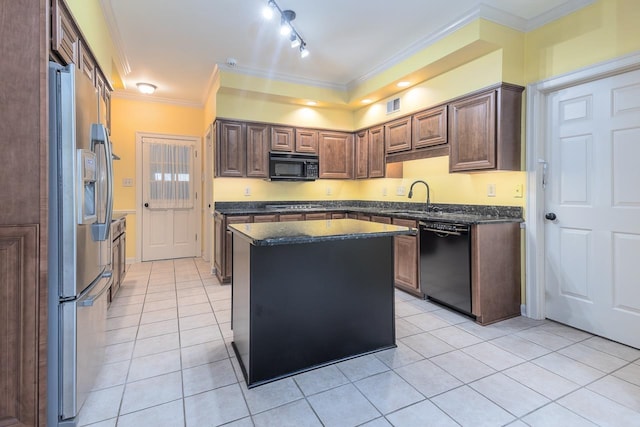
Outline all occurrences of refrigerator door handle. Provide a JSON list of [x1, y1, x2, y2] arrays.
[[90, 124, 114, 241], [77, 275, 111, 307]]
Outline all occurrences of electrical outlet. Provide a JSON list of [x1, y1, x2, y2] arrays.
[[326, 186, 332, 195], [122, 177, 133, 187], [514, 184, 523, 198], [396, 186, 406, 196], [244, 186, 251, 196], [487, 183, 496, 197], [382, 187, 388, 197]]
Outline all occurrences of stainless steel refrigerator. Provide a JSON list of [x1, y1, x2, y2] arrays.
[[48, 61, 114, 427]]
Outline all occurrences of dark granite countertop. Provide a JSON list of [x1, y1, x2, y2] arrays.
[[215, 201, 523, 225], [228, 218, 416, 246]]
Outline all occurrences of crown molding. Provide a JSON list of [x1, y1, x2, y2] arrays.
[[112, 91, 203, 108], [524, 0, 596, 31], [99, 0, 131, 81], [219, 64, 347, 92]]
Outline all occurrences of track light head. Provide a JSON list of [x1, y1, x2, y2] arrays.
[[299, 43, 309, 58], [290, 34, 301, 48]]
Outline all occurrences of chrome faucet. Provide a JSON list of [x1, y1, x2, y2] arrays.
[[408, 180, 431, 212]]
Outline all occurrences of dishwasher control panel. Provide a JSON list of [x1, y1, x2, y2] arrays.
[[420, 221, 469, 233]]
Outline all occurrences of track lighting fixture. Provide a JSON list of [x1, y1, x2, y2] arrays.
[[262, 0, 309, 58]]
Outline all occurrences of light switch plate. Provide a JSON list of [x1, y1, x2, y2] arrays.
[[487, 183, 496, 197], [514, 184, 523, 198], [396, 186, 406, 196]]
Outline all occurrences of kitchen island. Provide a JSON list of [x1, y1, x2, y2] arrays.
[[229, 219, 415, 387]]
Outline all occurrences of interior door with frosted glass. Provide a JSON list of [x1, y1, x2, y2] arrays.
[[142, 137, 197, 261], [544, 69, 640, 348]]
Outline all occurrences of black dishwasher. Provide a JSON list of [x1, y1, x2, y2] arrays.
[[419, 221, 473, 317]]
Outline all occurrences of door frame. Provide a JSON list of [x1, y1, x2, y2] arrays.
[[202, 123, 214, 265], [525, 50, 640, 320], [135, 132, 202, 262]]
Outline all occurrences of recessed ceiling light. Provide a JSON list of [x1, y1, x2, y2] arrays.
[[136, 83, 157, 94], [362, 99, 373, 104], [397, 81, 410, 88], [306, 101, 317, 106]]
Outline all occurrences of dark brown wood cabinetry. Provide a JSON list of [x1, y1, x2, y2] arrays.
[[214, 214, 251, 283], [304, 212, 328, 220], [385, 116, 412, 153], [368, 126, 386, 178], [355, 130, 369, 179], [253, 214, 278, 223], [295, 128, 319, 154], [449, 84, 523, 172], [471, 222, 521, 324], [392, 218, 421, 296], [246, 123, 269, 178], [270, 126, 295, 151], [2, 0, 49, 424], [78, 40, 96, 83], [355, 126, 386, 179], [217, 121, 246, 177], [319, 131, 354, 179], [110, 217, 126, 303], [52, 0, 78, 64], [413, 105, 447, 149], [279, 213, 305, 222]]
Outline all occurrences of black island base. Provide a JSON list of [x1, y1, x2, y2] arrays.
[[229, 219, 413, 387]]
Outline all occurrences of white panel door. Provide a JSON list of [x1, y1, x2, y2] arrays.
[[142, 136, 198, 261], [545, 69, 640, 348]]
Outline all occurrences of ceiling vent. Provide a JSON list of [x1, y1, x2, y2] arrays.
[[386, 97, 400, 114]]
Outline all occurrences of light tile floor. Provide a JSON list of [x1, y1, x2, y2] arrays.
[[78, 258, 640, 427]]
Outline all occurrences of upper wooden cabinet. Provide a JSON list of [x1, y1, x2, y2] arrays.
[[295, 128, 319, 154], [413, 105, 447, 149], [385, 116, 412, 153], [449, 84, 523, 172], [52, 0, 78, 65], [78, 40, 96, 84], [217, 121, 246, 177], [246, 123, 269, 178], [368, 126, 385, 178], [270, 126, 295, 152], [356, 125, 386, 179], [319, 131, 354, 179], [355, 130, 369, 179]]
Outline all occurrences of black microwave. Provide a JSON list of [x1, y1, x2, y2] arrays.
[[269, 152, 319, 181]]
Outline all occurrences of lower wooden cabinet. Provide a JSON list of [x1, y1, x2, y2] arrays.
[[214, 213, 251, 283], [110, 217, 127, 303], [471, 222, 521, 324], [392, 218, 421, 297], [304, 212, 329, 220], [253, 214, 278, 223]]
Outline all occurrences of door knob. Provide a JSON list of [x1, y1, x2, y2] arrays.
[[144, 202, 149, 208], [545, 212, 557, 220]]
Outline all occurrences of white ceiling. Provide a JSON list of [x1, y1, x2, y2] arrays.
[[101, 0, 594, 105]]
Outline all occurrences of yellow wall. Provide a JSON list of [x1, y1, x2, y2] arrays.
[[524, 0, 640, 83], [110, 97, 204, 256], [66, 0, 118, 85]]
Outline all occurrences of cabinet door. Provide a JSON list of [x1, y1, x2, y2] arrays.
[[279, 213, 304, 222], [319, 132, 354, 179], [368, 126, 385, 178], [305, 212, 328, 220], [370, 215, 392, 224], [449, 91, 496, 172], [52, 0, 78, 65], [214, 214, 225, 279], [78, 40, 96, 84], [224, 215, 252, 281], [392, 218, 420, 295], [246, 123, 269, 178], [253, 214, 278, 223], [385, 117, 412, 153], [271, 126, 294, 151], [295, 128, 319, 154], [357, 214, 371, 221], [217, 121, 246, 177], [355, 130, 369, 179], [413, 105, 447, 149], [330, 212, 346, 219]]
